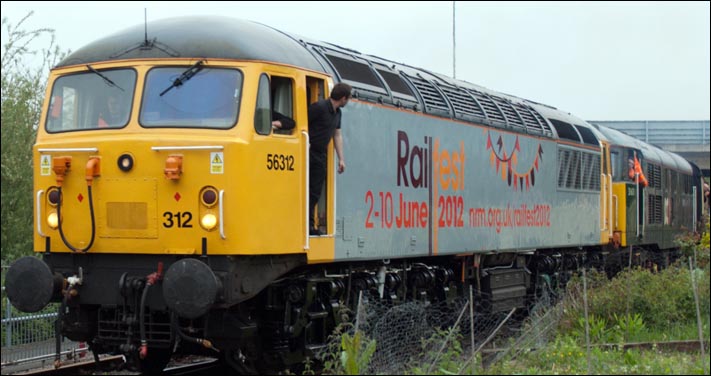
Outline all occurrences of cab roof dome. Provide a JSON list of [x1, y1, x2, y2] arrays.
[[56, 16, 326, 73]]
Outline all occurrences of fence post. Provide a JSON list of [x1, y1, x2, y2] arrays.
[[5, 297, 12, 348], [469, 285, 475, 375], [426, 299, 469, 374], [354, 290, 363, 334], [582, 269, 591, 374], [688, 256, 707, 372]]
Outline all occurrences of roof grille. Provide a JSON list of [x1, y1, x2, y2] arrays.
[[468, 90, 505, 124], [513, 102, 551, 134], [439, 86, 485, 119], [527, 106, 553, 134], [407, 76, 450, 113], [492, 96, 525, 129]]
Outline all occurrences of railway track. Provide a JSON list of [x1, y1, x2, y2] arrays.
[[15, 355, 127, 375], [12, 355, 223, 375]]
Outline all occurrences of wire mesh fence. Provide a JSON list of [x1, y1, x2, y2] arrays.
[[314, 253, 709, 375]]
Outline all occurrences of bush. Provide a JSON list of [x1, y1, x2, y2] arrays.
[[561, 262, 709, 338], [1, 13, 65, 263]]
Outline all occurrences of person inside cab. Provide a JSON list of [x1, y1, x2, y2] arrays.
[[98, 93, 126, 127], [627, 154, 648, 187]]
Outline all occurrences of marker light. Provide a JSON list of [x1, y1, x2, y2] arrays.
[[201, 187, 218, 207], [201, 214, 217, 230], [47, 188, 60, 206], [47, 212, 59, 229]]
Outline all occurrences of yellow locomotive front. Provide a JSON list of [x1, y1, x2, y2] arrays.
[[7, 37, 338, 375], [5, 17, 345, 371], [37, 60, 313, 257]]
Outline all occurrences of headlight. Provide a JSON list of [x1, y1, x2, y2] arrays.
[[201, 214, 217, 230], [47, 212, 58, 229]]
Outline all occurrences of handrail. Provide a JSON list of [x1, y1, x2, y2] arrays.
[[219, 190, 226, 239], [332, 152, 337, 238], [302, 131, 310, 250], [634, 171, 644, 239], [151, 145, 224, 151], [692, 186, 697, 232], [608, 174, 613, 238], [600, 174, 607, 232], [36, 190, 47, 238], [38, 148, 98, 153]]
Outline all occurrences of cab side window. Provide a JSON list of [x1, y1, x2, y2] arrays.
[[610, 151, 619, 180], [254, 74, 271, 135], [271, 76, 294, 135]]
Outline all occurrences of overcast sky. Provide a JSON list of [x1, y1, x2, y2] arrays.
[[2, 1, 709, 121]]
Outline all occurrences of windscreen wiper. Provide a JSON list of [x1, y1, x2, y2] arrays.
[[160, 60, 205, 96], [86, 65, 124, 91]]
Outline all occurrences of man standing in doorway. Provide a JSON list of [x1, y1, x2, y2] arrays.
[[308, 82, 352, 236]]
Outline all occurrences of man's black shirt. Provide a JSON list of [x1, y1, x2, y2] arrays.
[[273, 110, 295, 130], [308, 99, 341, 154]]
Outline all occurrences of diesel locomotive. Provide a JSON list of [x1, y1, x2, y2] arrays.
[[5, 16, 706, 373]]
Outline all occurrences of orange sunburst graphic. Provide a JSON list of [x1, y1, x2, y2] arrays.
[[486, 131, 543, 191]]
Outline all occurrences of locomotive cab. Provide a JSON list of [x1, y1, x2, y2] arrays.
[[7, 56, 339, 371]]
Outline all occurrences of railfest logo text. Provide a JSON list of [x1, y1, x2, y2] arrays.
[[365, 131, 464, 230], [363, 130, 550, 235]]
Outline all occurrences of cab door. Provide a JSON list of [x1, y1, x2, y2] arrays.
[[305, 77, 332, 236], [600, 141, 614, 244], [248, 73, 303, 253], [304, 76, 340, 263]]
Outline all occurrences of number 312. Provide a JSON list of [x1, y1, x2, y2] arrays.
[[163, 211, 193, 228]]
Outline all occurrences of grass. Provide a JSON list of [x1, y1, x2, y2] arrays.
[[483, 337, 709, 375]]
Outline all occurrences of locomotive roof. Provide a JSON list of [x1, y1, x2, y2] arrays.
[[55, 16, 327, 72], [594, 124, 692, 173], [55, 16, 562, 138], [56, 15, 682, 163]]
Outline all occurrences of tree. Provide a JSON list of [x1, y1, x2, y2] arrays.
[[1, 13, 64, 263]]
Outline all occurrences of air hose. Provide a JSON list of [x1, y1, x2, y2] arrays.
[[54, 157, 100, 253]]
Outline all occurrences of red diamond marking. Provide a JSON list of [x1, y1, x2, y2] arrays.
[[174, 192, 181, 202], [77, 194, 84, 202]]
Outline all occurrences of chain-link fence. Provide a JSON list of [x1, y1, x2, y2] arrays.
[[313, 287, 553, 375], [315, 253, 710, 375]]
